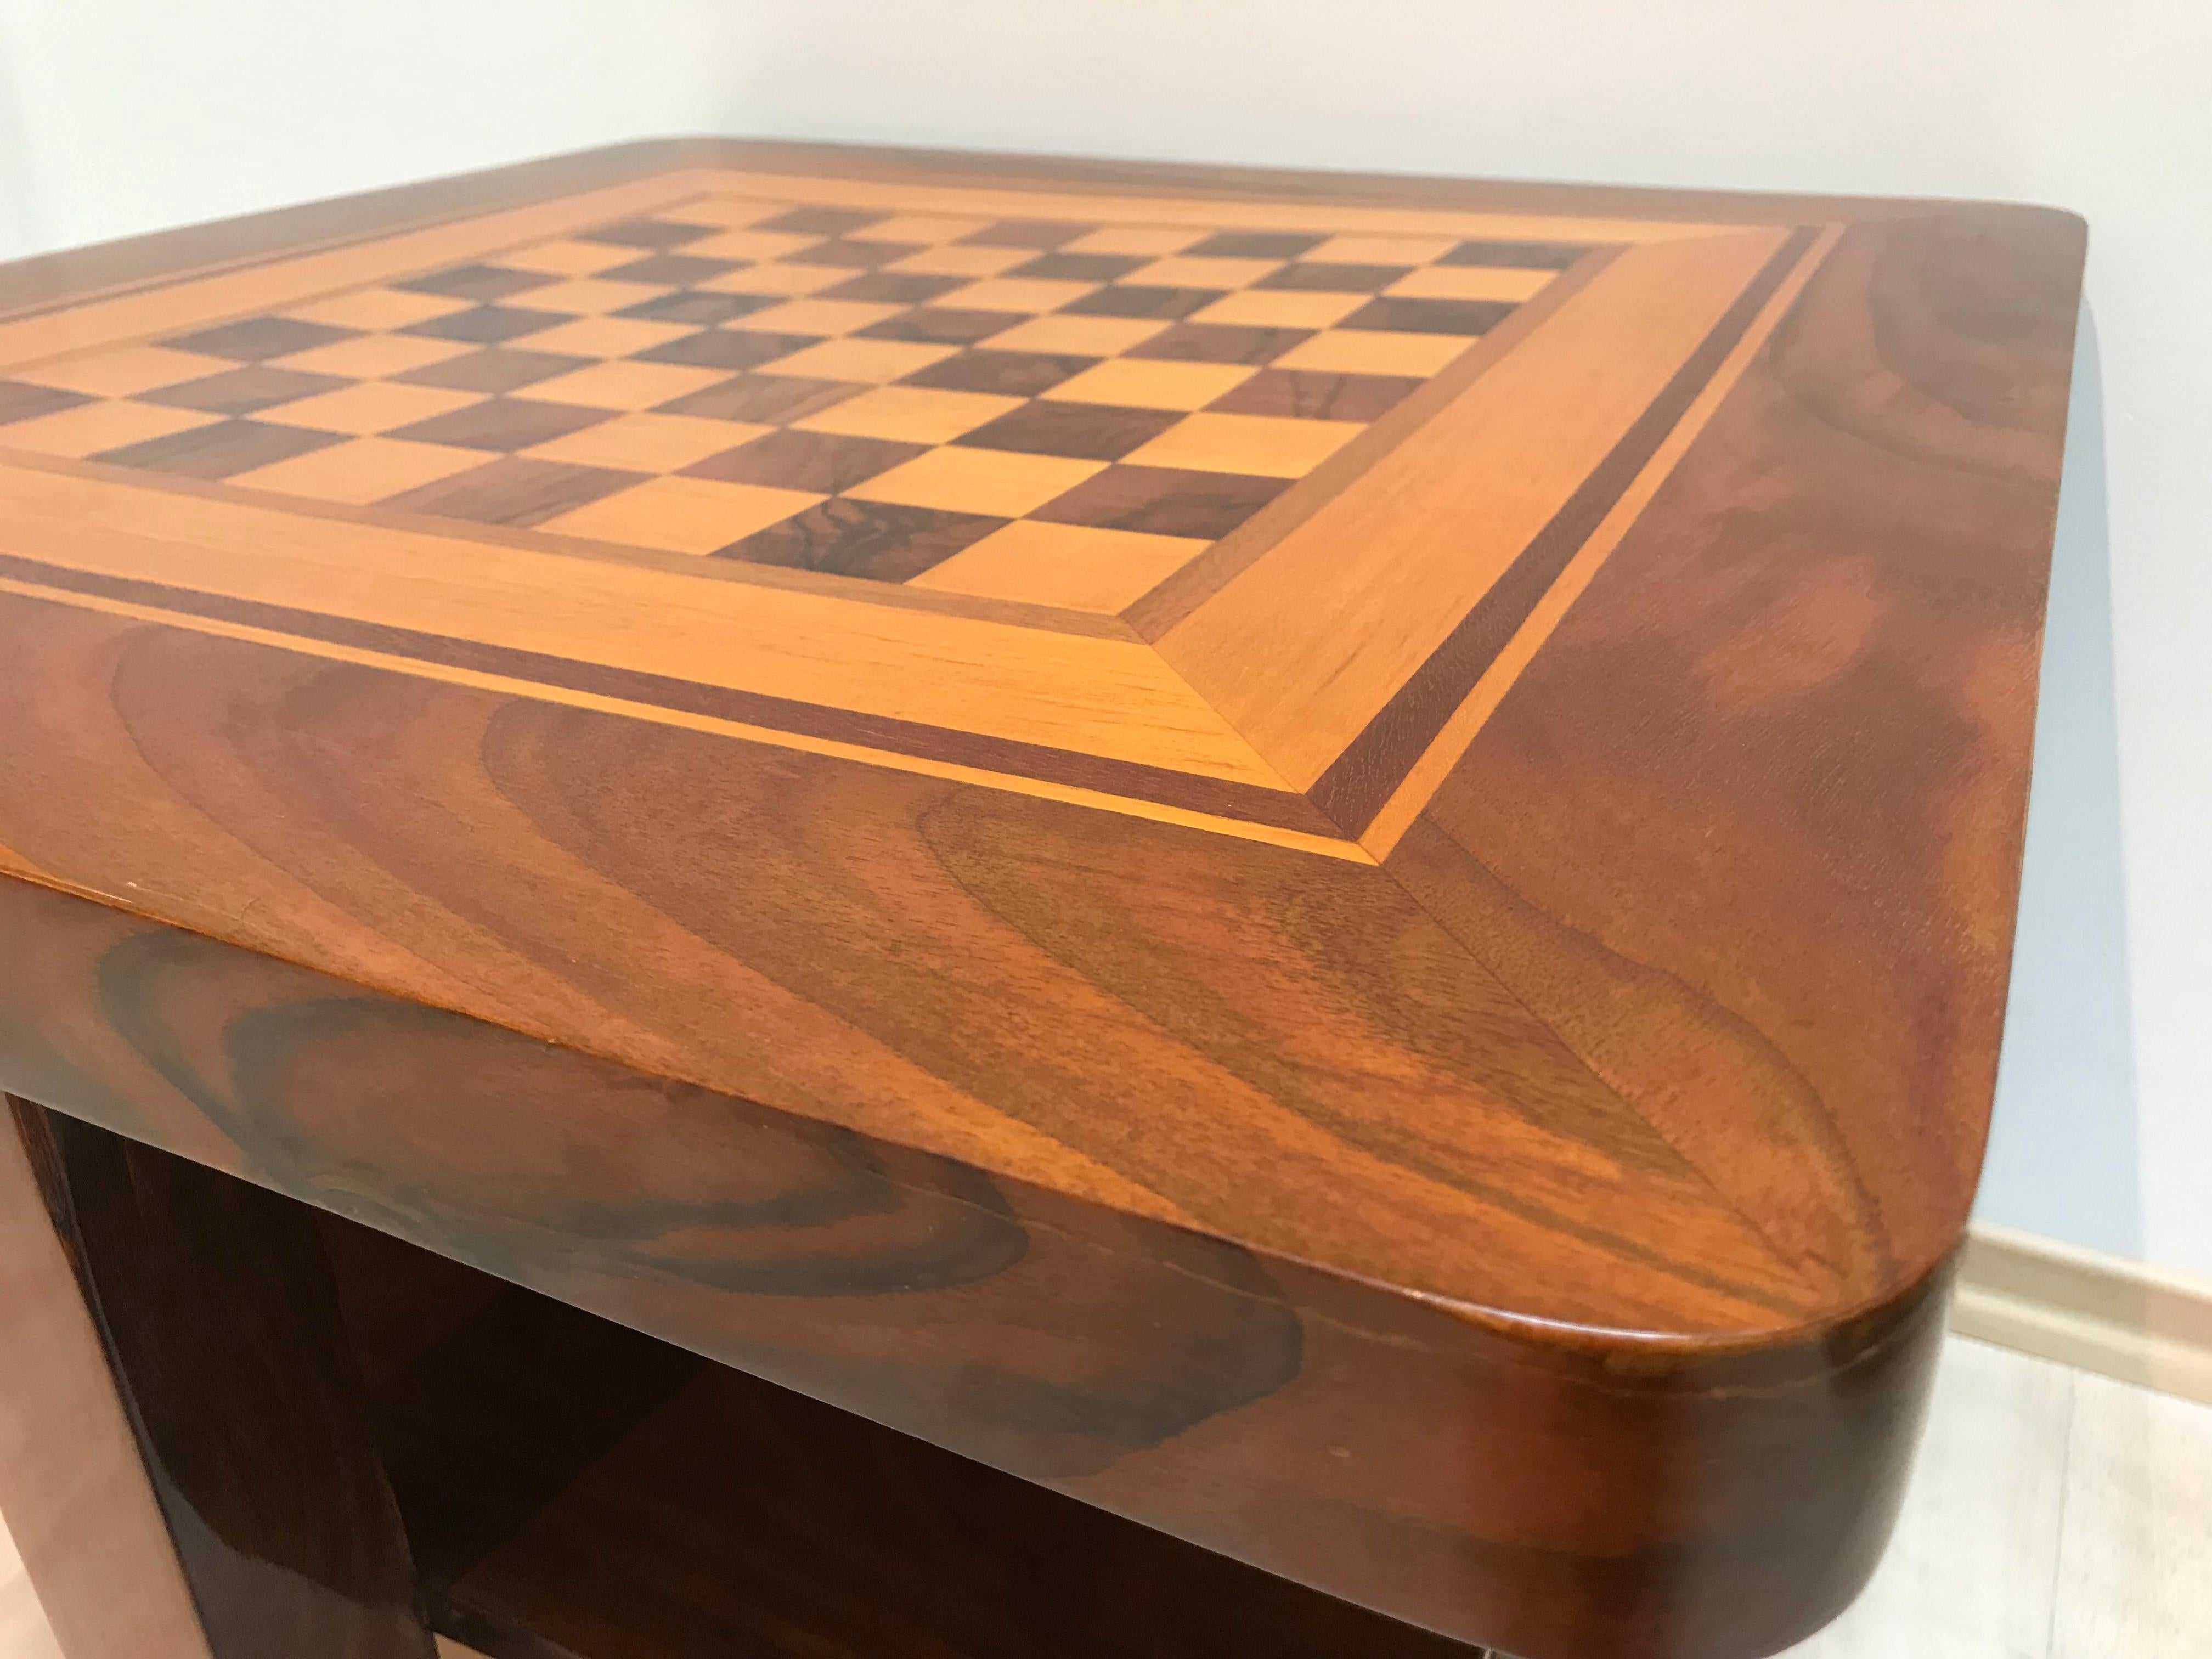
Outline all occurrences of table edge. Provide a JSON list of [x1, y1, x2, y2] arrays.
[[0, 134, 2087, 323]]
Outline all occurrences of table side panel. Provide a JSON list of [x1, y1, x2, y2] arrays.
[[4, 1101, 434, 1659], [0, 876, 1948, 1659], [0, 1101, 215, 1659]]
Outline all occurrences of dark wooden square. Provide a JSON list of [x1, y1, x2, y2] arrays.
[[1004, 252, 1150, 283], [651, 374, 865, 425], [596, 253, 743, 287], [1028, 462, 1290, 538], [629, 329, 814, 371], [789, 239, 920, 270], [379, 456, 644, 526], [1253, 262, 1412, 294], [751, 207, 887, 237], [92, 418, 347, 479], [955, 219, 1090, 249], [820, 272, 970, 306], [392, 348, 594, 394], [399, 306, 568, 346], [394, 264, 559, 302], [0, 380, 92, 425], [577, 217, 718, 249], [1341, 297, 1516, 336], [385, 398, 616, 453], [1207, 368, 1424, 421], [161, 316, 359, 362], [137, 365, 351, 417], [1059, 285, 1220, 320], [1126, 323, 1312, 365], [715, 498, 1005, 581], [857, 308, 1026, 347], [683, 429, 928, 494], [1181, 231, 1329, 259], [613, 290, 780, 328], [899, 349, 1097, 398], [1440, 239, 1589, 269], [952, 401, 1182, 462]]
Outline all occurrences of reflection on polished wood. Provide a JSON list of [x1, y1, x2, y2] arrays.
[[5, 1102, 432, 1659], [0, 876, 1950, 1659], [318, 1213, 1493, 1659], [0, 138, 2084, 1659], [0, 1105, 212, 1659]]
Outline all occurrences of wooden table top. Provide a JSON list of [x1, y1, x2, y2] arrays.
[[0, 139, 2084, 1657]]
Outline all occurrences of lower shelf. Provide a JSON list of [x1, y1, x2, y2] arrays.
[[319, 1214, 1487, 1659]]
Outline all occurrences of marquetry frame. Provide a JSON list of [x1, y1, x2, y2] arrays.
[[0, 166, 1838, 862]]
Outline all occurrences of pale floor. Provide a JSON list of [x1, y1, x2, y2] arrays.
[[1, 1337, 2206, 1659]]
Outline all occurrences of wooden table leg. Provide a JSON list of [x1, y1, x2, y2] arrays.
[[0, 1096, 433, 1659]]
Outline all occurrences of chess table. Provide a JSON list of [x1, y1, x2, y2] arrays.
[[0, 140, 2084, 1659]]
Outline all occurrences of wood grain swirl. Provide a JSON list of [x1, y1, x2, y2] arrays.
[[8, 1099, 434, 1659]]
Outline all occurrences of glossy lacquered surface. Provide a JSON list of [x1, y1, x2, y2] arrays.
[[4, 1100, 432, 1659], [8, 875, 1946, 1659], [309, 1211, 1496, 1659], [0, 139, 2084, 1658], [0, 1100, 213, 1659]]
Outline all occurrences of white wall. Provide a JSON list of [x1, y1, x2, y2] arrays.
[[1, 0, 2204, 1278], [0, 0, 753, 259]]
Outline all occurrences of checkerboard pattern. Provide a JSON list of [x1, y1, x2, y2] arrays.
[[0, 199, 1584, 613]]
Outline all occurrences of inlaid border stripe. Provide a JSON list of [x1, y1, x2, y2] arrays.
[[1357, 225, 1844, 859], [699, 168, 1752, 246], [1153, 227, 1795, 789], [0, 461, 1282, 786], [0, 449, 1131, 643], [1122, 242, 1624, 637], [0, 550, 1333, 838], [1315, 226, 1822, 833]]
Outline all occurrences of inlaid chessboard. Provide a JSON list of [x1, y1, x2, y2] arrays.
[[0, 198, 1576, 614], [0, 159, 1815, 857]]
